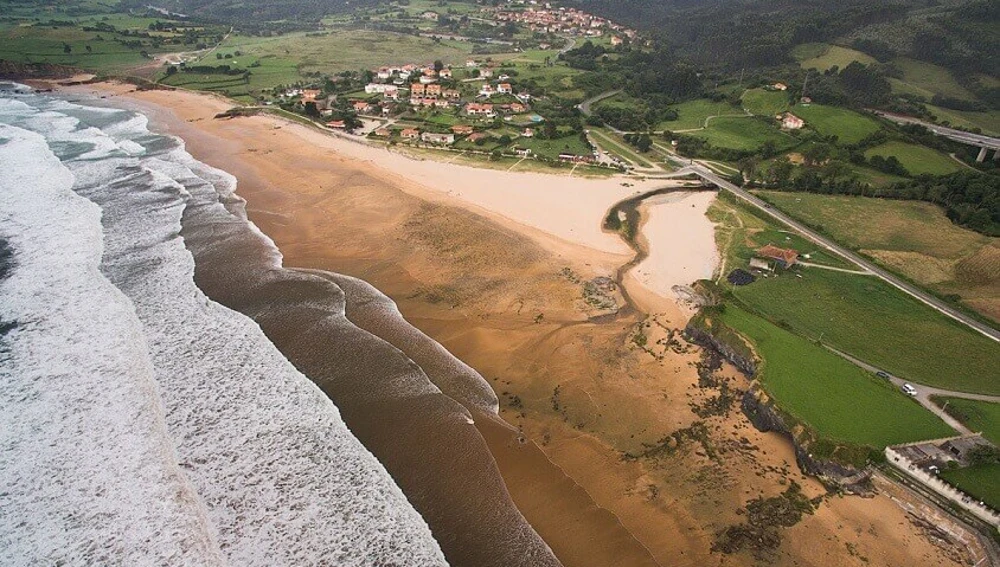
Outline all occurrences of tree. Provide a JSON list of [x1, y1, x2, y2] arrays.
[[433, 59, 444, 72], [63, 43, 72, 54], [165, 65, 178, 76], [635, 133, 652, 153]]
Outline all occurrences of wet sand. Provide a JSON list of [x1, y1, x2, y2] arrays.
[[64, 82, 974, 567]]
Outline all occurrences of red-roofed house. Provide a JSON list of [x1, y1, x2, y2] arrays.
[[451, 124, 474, 135], [755, 245, 799, 269], [498, 83, 513, 94], [401, 128, 420, 140]]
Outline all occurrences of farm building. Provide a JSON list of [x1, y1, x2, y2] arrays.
[[755, 245, 799, 269]]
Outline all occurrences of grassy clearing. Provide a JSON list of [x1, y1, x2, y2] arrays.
[[720, 306, 953, 447], [754, 192, 1000, 323], [741, 88, 790, 116], [691, 116, 796, 152], [791, 103, 881, 145], [893, 57, 978, 102], [865, 141, 963, 176], [793, 43, 876, 71], [939, 464, 1000, 511], [661, 98, 741, 131], [935, 398, 1000, 445]]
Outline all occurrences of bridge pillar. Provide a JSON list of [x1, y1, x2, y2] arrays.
[[977, 146, 989, 162]]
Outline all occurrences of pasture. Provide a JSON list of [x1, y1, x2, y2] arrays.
[[792, 103, 881, 145], [939, 464, 1000, 511], [660, 98, 741, 131], [690, 116, 796, 152], [720, 306, 953, 448], [793, 43, 876, 71], [865, 141, 963, 176], [741, 88, 790, 116]]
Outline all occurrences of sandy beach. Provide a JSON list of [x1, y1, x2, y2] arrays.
[[60, 81, 975, 567]]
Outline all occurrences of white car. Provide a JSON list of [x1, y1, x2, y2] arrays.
[[901, 383, 918, 396]]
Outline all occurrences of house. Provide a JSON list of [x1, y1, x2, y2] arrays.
[[466, 59, 479, 68], [382, 86, 400, 101], [353, 101, 373, 114], [780, 112, 804, 130], [498, 83, 513, 94], [419, 74, 437, 85], [467, 132, 487, 143], [510, 102, 526, 113], [373, 127, 391, 137], [421, 132, 455, 145], [772, 82, 788, 91], [301, 89, 322, 103], [452, 124, 475, 135], [800, 96, 812, 104], [443, 89, 461, 99], [439, 68, 453, 79], [755, 245, 799, 269], [401, 128, 420, 140], [480, 68, 494, 79], [421, 11, 439, 20], [366, 83, 395, 94], [434, 99, 451, 109], [479, 84, 496, 97], [326, 120, 346, 129], [498, 74, 510, 81], [411, 83, 427, 96], [465, 103, 495, 116], [610, 35, 623, 46], [522, 127, 534, 137], [426, 84, 442, 97], [377, 68, 392, 80], [516, 92, 532, 103]]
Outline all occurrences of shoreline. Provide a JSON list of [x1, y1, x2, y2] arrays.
[[50, 80, 980, 567]]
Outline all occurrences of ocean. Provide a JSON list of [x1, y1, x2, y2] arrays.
[[0, 85, 559, 567]]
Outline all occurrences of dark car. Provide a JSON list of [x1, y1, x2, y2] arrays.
[[876, 371, 890, 379]]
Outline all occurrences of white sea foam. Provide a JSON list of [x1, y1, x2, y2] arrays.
[[0, 94, 448, 566], [0, 124, 226, 567]]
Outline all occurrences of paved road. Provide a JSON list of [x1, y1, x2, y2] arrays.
[[559, 36, 577, 54], [687, 164, 1000, 343], [577, 90, 623, 132], [875, 111, 1000, 150]]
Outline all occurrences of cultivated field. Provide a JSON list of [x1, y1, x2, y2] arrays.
[[865, 141, 964, 176], [792, 103, 881, 145], [753, 192, 1000, 322]]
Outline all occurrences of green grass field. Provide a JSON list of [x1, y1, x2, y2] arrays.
[[791, 103, 881, 145], [517, 133, 591, 159], [660, 98, 741, 131], [865, 141, 964, 176], [720, 306, 953, 447], [710, 194, 1000, 395], [755, 191, 1000, 323], [691, 116, 796, 151], [893, 57, 978, 102], [741, 88, 790, 116], [793, 43, 876, 72], [732, 267, 1000, 395], [940, 464, 1000, 511], [935, 398, 1000, 445]]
